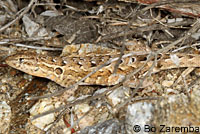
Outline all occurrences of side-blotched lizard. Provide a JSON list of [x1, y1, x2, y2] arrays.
[[5, 44, 200, 88]]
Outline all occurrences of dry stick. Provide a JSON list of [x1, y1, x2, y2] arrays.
[[171, 42, 200, 52], [0, 0, 37, 33], [150, 9, 174, 38], [167, 19, 195, 28], [53, 107, 94, 133], [113, 33, 126, 74], [14, 43, 62, 51], [46, 108, 70, 133], [0, 36, 52, 43]]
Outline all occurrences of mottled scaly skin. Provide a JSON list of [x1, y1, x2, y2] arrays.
[[5, 51, 128, 87], [5, 50, 200, 87]]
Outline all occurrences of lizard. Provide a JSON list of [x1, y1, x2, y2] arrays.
[[5, 43, 200, 88]]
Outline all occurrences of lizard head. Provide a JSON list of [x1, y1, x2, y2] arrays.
[[5, 52, 63, 78], [5, 52, 46, 77], [5, 51, 87, 87]]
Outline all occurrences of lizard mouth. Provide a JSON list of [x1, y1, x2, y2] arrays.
[[5, 55, 20, 69]]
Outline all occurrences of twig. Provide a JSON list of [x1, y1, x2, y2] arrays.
[[0, 36, 52, 43], [0, 0, 37, 33], [58, 107, 94, 133], [14, 43, 62, 51], [172, 42, 200, 53], [45, 108, 70, 133], [113, 24, 127, 74], [113, 44, 125, 74]]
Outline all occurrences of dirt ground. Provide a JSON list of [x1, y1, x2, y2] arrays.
[[1, 0, 200, 134]]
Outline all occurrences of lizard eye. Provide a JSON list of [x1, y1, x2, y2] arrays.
[[19, 58, 24, 64]]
